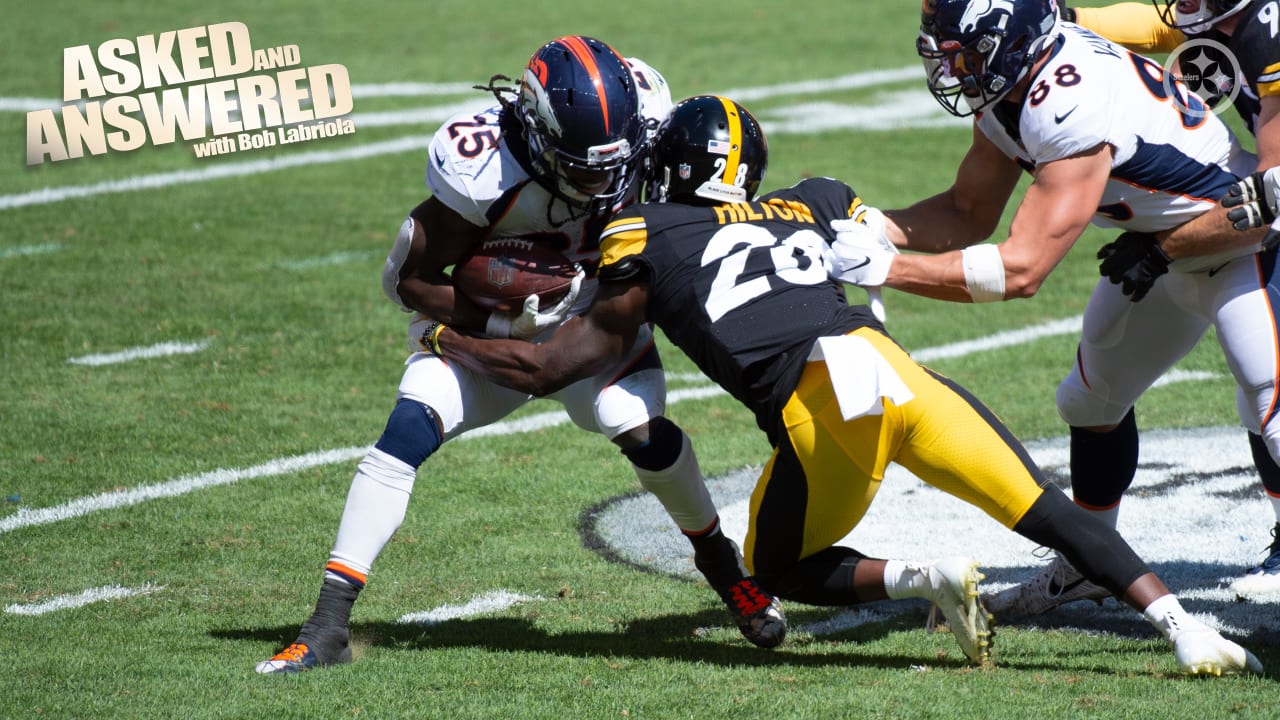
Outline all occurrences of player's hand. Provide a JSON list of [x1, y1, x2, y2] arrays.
[[1223, 168, 1279, 230], [1097, 231, 1170, 302], [826, 208, 898, 287], [486, 267, 584, 340]]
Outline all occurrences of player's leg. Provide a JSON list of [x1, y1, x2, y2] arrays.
[[257, 353, 528, 673], [1002, 276, 1211, 612], [886, 338, 1260, 675], [743, 342, 991, 664], [556, 329, 783, 647], [1209, 251, 1280, 594]]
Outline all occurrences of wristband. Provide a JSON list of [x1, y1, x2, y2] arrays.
[[419, 320, 446, 356]]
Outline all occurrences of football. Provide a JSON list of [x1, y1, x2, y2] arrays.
[[452, 237, 579, 313]]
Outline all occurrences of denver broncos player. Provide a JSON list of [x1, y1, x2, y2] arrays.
[[255, 37, 783, 674], [828, 0, 1280, 615], [1062, 0, 1280, 595], [428, 94, 1261, 674]]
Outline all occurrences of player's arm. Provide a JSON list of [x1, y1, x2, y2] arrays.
[[385, 196, 494, 332], [883, 143, 1112, 302], [884, 124, 1023, 253], [1157, 97, 1280, 256], [1067, 3, 1185, 54], [436, 280, 646, 396]]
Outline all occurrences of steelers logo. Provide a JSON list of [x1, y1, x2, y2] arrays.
[[1165, 38, 1242, 118]]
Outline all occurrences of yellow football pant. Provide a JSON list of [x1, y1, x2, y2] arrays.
[[745, 328, 1048, 575]]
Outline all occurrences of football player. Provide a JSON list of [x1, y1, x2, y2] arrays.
[[255, 37, 784, 674], [1059, 0, 1280, 595], [427, 94, 1261, 674], [826, 0, 1280, 613]]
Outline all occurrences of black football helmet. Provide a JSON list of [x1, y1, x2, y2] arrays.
[[647, 95, 768, 205], [512, 36, 648, 213], [918, 0, 1061, 117], [1152, 0, 1250, 34]]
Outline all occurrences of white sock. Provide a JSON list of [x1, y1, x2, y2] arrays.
[[1143, 593, 1210, 643], [1268, 494, 1280, 524], [328, 448, 416, 579], [631, 431, 718, 533], [883, 560, 930, 600]]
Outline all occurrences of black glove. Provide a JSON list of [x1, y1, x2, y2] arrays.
[[1097, 231, 1170, 302]]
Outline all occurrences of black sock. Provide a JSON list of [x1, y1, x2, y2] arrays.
[[1070, 408, 1138, 508]]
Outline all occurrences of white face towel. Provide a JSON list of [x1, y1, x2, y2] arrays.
[[807, 335, 914, 421]]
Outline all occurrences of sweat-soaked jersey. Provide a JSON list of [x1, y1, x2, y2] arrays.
[[596, 177, 884, 441]]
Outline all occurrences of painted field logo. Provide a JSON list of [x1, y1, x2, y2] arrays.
[[584, 426, 1280, 638]]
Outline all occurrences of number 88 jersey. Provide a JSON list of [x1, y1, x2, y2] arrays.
[[977, 24, 1256, 270]]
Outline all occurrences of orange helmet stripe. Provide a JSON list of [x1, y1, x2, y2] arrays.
[[555, 36, 611, 132]]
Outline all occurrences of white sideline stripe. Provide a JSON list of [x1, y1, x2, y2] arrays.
[[4, 583, 163, 616], [912, 316, 1083, 362], [1, 242, 62, 259], [0, 135, 432, 211], [0, 67, 935, 212], [1152, 369, 1220, 388], [0, 67, 925, 113], [0, 318, 1212, 535], [277, 250, 378, 270], [68, 339, 213, 366], [397, 590, 538, 624]]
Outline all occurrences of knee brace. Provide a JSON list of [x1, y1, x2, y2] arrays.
[[373, 398, 443, 468]]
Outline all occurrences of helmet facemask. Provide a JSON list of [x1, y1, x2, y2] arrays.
[[919, 0, 1060, 118], [1153, 0, 1251, 35], [512, 36, 649, 216]]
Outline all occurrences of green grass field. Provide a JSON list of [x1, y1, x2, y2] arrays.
[[3, 2, 1278, 718]]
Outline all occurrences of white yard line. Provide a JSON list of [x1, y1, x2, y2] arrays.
[[2, 317, 1214, 536], [398, 590, 538, 624], [67, 339, 213, 366], [4, 584, 163, 615]]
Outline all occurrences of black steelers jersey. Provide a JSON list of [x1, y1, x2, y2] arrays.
[[597, 177, 884, 440], [1228, 1, 1280, 135], [1197, 3, 1280, 135]]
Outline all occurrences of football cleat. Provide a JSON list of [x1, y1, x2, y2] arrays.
[[1173, 629, 1264, 676], [255, 631, 352, 674], [1227, 522, 1280, 597], [923, 557, 994, 665], [722, 577, 788, 649], [691, 532, 788, 648], [984, 551, 1109, 616]]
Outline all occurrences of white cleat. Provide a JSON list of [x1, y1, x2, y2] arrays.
[[924, 557, 994, 665], [984, 551, 1109, 616], [1173, 629, 1264, 677]]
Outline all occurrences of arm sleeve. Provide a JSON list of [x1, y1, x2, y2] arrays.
[[1073, 3, 1186, 54]]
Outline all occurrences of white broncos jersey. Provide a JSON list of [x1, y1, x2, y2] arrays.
[[425, 58, 671, 302], [977, 23, 1257, 271]]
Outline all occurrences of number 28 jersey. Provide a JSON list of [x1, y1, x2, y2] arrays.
[[597, 178, 883, 437], [978, 24, 1256, 271]]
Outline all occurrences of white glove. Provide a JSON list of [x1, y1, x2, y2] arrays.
[[1223, 167, 1280, 230], [826, 208, 898, 287], [485, 268, 584, 340]]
